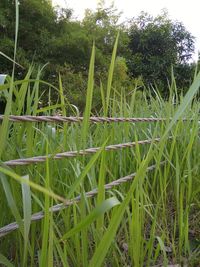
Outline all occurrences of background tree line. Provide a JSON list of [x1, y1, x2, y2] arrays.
[[0, 0, 199, 109]]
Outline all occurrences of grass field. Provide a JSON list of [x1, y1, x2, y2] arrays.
[[0, 35, 200, 266]]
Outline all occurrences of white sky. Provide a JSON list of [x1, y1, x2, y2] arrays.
[[53, 0, 199, 60]]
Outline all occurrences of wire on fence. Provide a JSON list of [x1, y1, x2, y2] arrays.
[[4, 137, 163, 166], [0, 115, 170, 123], [0, 161, 166, 238]]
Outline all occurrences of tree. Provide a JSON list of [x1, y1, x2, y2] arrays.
[[0, 0, 59, 73], [0, 0, 102, 78], [82, 0, 129, 73], [127, 10, 195, 91]]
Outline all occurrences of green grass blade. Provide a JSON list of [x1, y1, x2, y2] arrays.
[[21, 175, 32, 258], [89, 158, 153, 267], [164, 71, 200, 137], [0, 254, 14, 267], [68, 138, 108, 198], [61, 197, 120, 240], [82, 43, 95, 147], [0, 167, 65, 203], [0, 173, 23, 234], [105, 32, 119, 115]]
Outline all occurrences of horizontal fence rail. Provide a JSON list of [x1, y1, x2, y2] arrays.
[[0, 115, 172, 123], [0, 161, 166, 238], [4, 137, 164, 166]]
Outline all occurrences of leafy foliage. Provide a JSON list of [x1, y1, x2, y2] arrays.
[[0, 1, 198, 108], [127, 11, 195, 91]]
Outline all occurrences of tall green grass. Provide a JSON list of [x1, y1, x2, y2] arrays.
[[0, 51, 199, 266]]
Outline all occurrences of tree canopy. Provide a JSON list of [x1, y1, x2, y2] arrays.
[[127, 11, 195, 89], [0, 1, 198, 107]]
